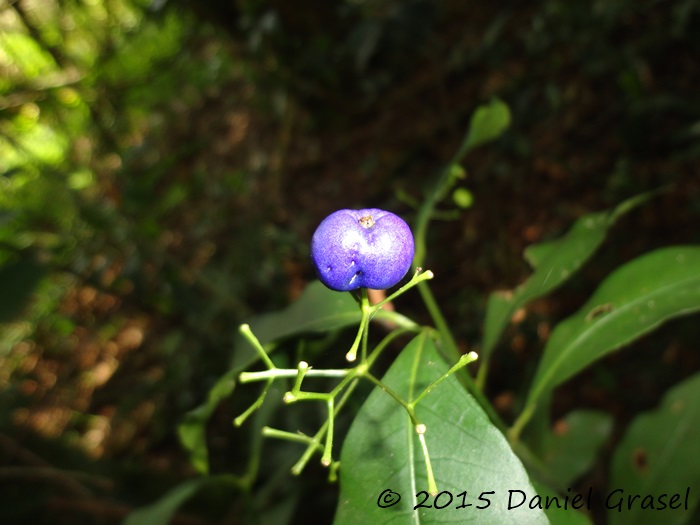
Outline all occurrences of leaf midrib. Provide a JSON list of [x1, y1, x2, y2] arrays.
[[408, 332, 425, 525], [530, 271, 700, 406]]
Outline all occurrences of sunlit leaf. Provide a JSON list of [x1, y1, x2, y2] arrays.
[[608, 372, 700, 525], [523, 246, 700, 422], [334, 332, 548, 525], [482, 192, 654, 362]]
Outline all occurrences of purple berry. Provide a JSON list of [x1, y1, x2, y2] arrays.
[[311, 209, 415, 292]]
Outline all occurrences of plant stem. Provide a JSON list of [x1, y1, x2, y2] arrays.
[[239, 324, 275, 369], [412, 351, 478, 406], [372, 268, 434, 311], [346, 288, 370, 362], [261, 427, 318, 447], [366, 328, 415, 367], [417, 281, 460, 360], [417, 281, 508, 434], [239, 368, 349, 383], [322, 398, 334, 466], [416, 430, 438, 495], [233, 378, 273, 427], [509, 402, 536, 445], [475, 360, 489, 391], [364, 372, 419, 427], [290, 377, 361, 474]]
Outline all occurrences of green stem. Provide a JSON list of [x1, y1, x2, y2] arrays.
[[234, 378, 273, 427], [239, 368, 349, 383], [364, 372, 420, 427], [509, 402, 536, 445], [290, 377, 361, 474], [412, 351, 478, 406], [262, 427, 318, 447], [413, 147, 470, 270], [284, 390, 328, 403], [418, 281, 508, 434], [373, 309, 421, 330], [291, 361, 310, 394], [239, 324, 276, 368], [371, 268, 434, 311], [475, 360, 489, 391], [366, 327, 416, 367], [417, 281, 461, 360], [346, 288, 371, 362], [322, 397, 334, 466], [416, 429, 438, 495], [361, 303, 370, 363]]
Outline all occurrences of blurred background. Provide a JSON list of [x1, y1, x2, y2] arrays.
[[1, 0, 699, 523]]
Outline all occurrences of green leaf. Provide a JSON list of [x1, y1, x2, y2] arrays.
[[180, 281, 412, 475], [524, 246, 700, 422], [531, 482, 594, 525], [334, 333, 548, 524], [481, 192, 654, 363], [230, 281, 362, 370], [0, 251, 46, 323], [123, 478, 205, 525], [413, 100, 509, 267], [235, 281, 359, 352], [233, 280, 414, 368], [462, 98, 511, 153], [608, 372, 700, 525], [540, 410, 613, 487], [177, 367, 237, 475]]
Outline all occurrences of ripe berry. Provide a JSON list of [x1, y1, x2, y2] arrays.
[[311, 209, 414, 292]]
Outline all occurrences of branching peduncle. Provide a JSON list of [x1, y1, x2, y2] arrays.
[[235, 268, 473, 493]]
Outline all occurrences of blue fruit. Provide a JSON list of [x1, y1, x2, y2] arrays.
[[311, 209, 415, 291]]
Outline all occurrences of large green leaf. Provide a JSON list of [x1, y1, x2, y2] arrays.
[[608, 372, 700, 525], [334, 332, 548, 524], [524, 246, 700, 420], [481, 193, 652, 363]]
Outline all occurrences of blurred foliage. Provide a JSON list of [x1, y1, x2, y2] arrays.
[[0, 0, 698, 524]]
